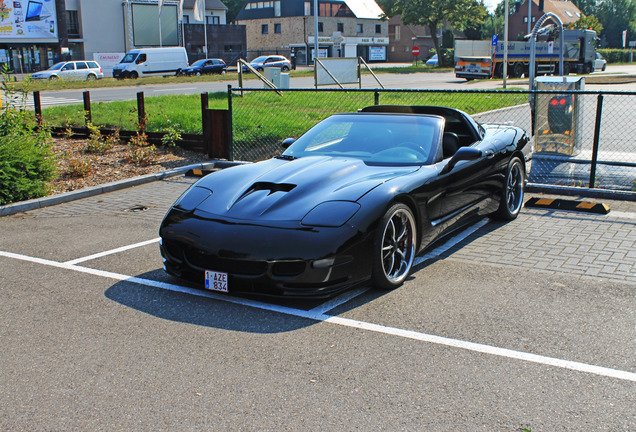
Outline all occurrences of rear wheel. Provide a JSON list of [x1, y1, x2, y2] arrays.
[[86, 74, 96, 81], [513, 62, 524, 78], [494, 157, 525, 221], [196, 71, 201, 76], [372, 203, 417, 290], [281, 66, 290, 72]]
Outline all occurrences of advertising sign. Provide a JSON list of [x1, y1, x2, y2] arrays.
[[0, 0, 59, 42], [93, 52, 125, 75], [369, 46, 386, 61]]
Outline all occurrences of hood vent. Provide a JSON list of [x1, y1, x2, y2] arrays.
[[245, 182, 296, 196]]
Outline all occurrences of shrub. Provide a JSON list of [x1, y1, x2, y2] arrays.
[[67, 158, 94, 178], [0, 134, 56, 205]]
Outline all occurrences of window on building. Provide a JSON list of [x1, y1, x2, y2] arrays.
[[274, 1, 281, 16], [523, 17, 528, 23], [337, 22, 344, 32], [318, 22, 323, 33], [183, 15, 189, 23], [275, 23, 281, 33], [375, 24, 381, 34], [389, 24, 400, 41], [67, 10, 80, 38], [357, 23, 363, 34], [304, 2, 311, 15], [207, 16, 220, 24], [262, 24, 268, 34]]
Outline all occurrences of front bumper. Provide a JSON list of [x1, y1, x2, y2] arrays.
[[159, 210, 374, 298]]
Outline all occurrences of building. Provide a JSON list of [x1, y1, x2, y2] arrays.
[[236, 0, 388, 65], [0, 0, 244, 74], [508, 0, 582, 41], [387, 15, 459, 63]]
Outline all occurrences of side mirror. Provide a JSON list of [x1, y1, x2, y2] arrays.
[[440, 147, 482, 175], [281, 137, 295, 149]]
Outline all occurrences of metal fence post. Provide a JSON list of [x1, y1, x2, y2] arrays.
[[227, 85, 234, 160], [374, 91, 380, 105], [589, 94, 604, 188]]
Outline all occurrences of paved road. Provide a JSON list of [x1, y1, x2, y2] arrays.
[[1, 176, 634, 430], [6, 63, 636, 109]]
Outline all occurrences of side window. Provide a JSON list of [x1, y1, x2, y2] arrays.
[[136, 54, 147, 64], [87, 61, 99, 68], [61, 63, 74, 71], [76, 62, 88, 70]]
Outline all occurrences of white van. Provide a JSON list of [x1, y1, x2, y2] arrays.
[[112, 47, 189, 79]]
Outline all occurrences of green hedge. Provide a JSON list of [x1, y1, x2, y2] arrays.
[[597, 49, 633, 63]]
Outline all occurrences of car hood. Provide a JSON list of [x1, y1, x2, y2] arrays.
[[192, 156, 418, 221]]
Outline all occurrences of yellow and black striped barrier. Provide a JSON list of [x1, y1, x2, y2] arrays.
[[185, 168, 218, 177], [524, 198, 610, 214]]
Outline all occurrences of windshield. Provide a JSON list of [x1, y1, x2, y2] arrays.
[[120, 53, 138, 63], [48, 62, 65, 71], [283, 113, 443, 165], [251, 56, 268, 64]]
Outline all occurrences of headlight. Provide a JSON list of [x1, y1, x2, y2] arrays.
[[173, 186, 212, 211], [301, 201, 360, 227]]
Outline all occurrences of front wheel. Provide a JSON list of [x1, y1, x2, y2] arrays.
[[281, 66, 290, 72], [493, 157, 525, 221], [372, 203, 417, 290]]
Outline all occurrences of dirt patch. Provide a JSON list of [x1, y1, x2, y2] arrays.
[[49, 137, 208, 195]]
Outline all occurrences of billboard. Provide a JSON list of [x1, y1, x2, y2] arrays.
[[132, 3, 178, 47], [0, 0, 59, 42]]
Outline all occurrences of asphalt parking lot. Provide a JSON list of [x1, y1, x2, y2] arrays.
[[1, 175, 635, 431]]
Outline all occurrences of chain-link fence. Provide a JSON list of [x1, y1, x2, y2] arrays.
[[230, 87, 636, 192]]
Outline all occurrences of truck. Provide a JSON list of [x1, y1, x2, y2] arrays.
[[454, 29, 598, 80]]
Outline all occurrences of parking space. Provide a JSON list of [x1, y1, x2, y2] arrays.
[[1, 176, 635, 431]]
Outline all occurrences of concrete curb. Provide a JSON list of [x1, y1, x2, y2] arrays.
[[526, 183, 636, 201], [0, 160, 249, 217], [1, 162, 633, 218]]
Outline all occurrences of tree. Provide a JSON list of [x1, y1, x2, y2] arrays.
[[224, 0, 246, 23], [595, 0, 636, 47], [377, 0, 488, 66], [568, 16, 603, 34]]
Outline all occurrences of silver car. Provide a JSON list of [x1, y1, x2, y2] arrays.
[[244, 55, 292, 73], [593, 52, 607, 72], [31, 60, 104, 81]]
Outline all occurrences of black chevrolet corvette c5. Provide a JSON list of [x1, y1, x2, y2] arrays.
[[159, 105, 531, 297]]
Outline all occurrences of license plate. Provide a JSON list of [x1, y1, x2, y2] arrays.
[[205, 270, 228, 293]]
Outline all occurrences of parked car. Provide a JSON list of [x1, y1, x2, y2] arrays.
[[180, 58, 227, 76], [31, 60, 104, 81], [243, 55, 291, 73], [593, 52, 607, 71], [113, 47, 189, 79], [159, 105, 531, 297], [425, 54, 438, 66]]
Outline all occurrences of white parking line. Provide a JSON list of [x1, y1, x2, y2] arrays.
[[1, 248, 635, 383], [64, 238, 160, 265]]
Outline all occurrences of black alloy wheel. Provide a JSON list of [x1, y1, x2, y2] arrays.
[[372, 203, 417, 290], [494, 157, 524, 221]]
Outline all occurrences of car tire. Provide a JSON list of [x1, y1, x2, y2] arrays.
[[130, 71, 139, 79], [257, 67, 264, 73], [494, 157, 525, 221], [196, 71, 201, 76], [221, 70, 227, 75], [281, 66, 290, 72], [48, 75, 58, 81], [372, 203, 417, 290], [86, 74, 96, 81], [602, 64, 606, 71]]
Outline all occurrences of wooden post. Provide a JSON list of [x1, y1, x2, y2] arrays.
[[203, 108, 230, 159], [136, 91, 146, 133], [201, 92, 209, 144], [33, 91, 42, 126], [83, 91, 92, 125]]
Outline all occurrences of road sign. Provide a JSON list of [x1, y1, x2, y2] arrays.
[[492, 34, 498, 46], [412, 46, 420, 56]]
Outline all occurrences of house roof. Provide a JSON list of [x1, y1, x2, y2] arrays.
[[183, 0, 228, 11], [343, 0, 384, 19], [542, 0, 582, 25]]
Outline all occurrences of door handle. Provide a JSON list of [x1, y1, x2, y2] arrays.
[[484, 150, 495, 159]]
